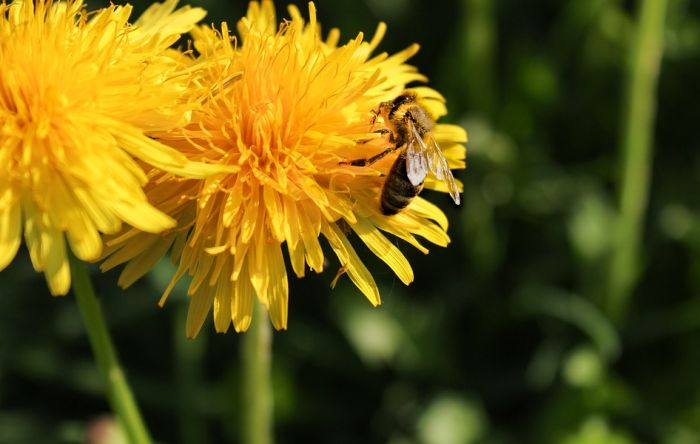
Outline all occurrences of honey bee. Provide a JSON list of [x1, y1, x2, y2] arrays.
[[342, 90, 461, 215]]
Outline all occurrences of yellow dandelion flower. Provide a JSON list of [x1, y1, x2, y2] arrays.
[[0, 0, 233, 295], [101, 0, 467, 336]]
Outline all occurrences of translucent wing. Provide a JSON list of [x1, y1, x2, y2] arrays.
[[424, 133, 461, 205], [405, 122, 429, 186], [407, 126, 434, 178]]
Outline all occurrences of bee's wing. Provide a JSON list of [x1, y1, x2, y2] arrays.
[[424, 133, 461, 205], [406, 122, 429, 186]]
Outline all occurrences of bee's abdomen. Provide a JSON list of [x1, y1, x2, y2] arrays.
[[381, 153, 424, 215]]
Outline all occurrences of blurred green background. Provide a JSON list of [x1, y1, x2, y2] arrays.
[[2, 0, 700, 442]]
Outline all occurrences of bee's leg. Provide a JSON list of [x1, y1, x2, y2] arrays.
[[354, 128, 392, 144], [340, 144, 401, 167], [330, 265, 348, 288], [369, 108, 379, 125]]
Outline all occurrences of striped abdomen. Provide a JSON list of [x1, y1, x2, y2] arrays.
[[380, 152, 424, 215]]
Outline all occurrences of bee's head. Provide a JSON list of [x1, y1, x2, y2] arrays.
[[375, 90, 418, 124]]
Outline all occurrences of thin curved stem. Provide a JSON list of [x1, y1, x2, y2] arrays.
[[69, 254, 153, 444]]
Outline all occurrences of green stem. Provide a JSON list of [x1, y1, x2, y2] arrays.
[[608, 0, 668, 320], [241, 301, 273, 444], [69, 254, 152, 444]]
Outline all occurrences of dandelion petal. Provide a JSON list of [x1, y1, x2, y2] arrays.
[[0, 199, 21, 270]]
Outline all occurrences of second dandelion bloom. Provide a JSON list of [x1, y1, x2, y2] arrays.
[[102, 0, 467, 336]]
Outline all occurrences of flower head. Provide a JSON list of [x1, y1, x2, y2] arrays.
[[101, 0, 467, 336], [0, 0, 230, 295]]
